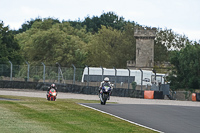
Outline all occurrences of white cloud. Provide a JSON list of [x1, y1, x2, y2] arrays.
[[20, 6, 45, 16], [124, 11, 144, 18], [183, 31, 200, 42], [0, 0, 199, 41], [7, 22, 23, 30], [173, 28, 200, 41]]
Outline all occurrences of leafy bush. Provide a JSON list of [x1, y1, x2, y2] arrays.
[[33, 75, 40, 82], [131, 81, 137, 90]]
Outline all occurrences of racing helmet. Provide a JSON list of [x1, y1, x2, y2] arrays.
[[51, 84, 56, 88], [104, 77, 109, 82]]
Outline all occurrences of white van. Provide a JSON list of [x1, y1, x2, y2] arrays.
[[81, 67, 165, 85]]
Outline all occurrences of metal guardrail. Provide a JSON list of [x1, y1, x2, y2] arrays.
[[1, 62, 165, 90], [0, 63, 135, 89]]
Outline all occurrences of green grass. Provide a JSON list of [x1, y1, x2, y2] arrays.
[[0, 95, 157, 133]]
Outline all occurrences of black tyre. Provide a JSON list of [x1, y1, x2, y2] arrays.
[[103, 99, 106, 105], [50, 97, 54, 101], [47, 96, 50, 101], [102, 93, 107, 105]]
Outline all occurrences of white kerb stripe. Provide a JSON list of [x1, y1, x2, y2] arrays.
[[79, 103, 164, 133]]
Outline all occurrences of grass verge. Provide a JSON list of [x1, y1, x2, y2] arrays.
[[0, 95, 156, 133]]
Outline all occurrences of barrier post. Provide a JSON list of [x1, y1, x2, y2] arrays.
[[113, 67, 117, 88], [85, 65, 89, 87], [8, 61, 12, 81], [139, 68, 143, 91], [41, 62, 45, 83], [100, 66, 104, 81], [128, 68, 130, 89], [25, 61, 30, 81], [72, 64, 76, 84]]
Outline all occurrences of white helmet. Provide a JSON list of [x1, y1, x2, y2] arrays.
[[51, 84, 55, 88], [104, 77, 109, 82]]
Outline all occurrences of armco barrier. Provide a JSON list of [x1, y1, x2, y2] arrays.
[[0, 80, 167, 99], [0, 80, 140, 98], [0, 80, 40, 89]]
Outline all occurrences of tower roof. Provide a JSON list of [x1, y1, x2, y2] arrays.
[[134, 27, 156, 38]]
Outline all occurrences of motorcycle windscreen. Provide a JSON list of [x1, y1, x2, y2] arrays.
[[50, 89, 55, 92], [103, 82, 110, 87]]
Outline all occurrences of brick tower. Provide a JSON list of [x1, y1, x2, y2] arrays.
[[134, 27, 156, 70]]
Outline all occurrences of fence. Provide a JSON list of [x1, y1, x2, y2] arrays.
[[0, 63, 135, 89], [1, 63, 185, 100]]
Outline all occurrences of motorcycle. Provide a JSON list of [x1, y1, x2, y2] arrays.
[[47, 88, 57, 101], [99, 83, 112, 105]]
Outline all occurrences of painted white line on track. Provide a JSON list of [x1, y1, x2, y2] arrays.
[[79, 103, 164, 133]]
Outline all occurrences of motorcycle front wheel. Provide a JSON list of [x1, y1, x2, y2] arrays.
[[100, 94, 104, 105], [50, 96, 56, 101], [101, 93, 108, 105]]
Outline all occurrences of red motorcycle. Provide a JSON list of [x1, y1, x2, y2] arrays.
[[47, 88, 57, 101]]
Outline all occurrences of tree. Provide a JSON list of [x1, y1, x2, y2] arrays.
[[0, 21, 22, 64], [86, 26, 114, 67], [9, 12, 198, 70], [12, 17, 60, 34], [167, 43, 200, 90], [81, 11, 126, 33], [154, 28, 191, 63], [86, 24, 135, 68], [12, 18, 42, 34], [100, 12, 125, 30], [15, 20, 89, 67], [156, 28, 190, 50], [113, 23, 136, 67]]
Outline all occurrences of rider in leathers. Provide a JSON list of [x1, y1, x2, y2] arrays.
[[99, 77, 113, 100], [47, 83, 58, 99]]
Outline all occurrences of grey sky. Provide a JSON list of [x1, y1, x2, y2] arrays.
[[1, 0, 199, 41]]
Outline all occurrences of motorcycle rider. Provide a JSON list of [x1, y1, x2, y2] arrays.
[[47, 83, 58, 99], [99, 77, 113, 100]]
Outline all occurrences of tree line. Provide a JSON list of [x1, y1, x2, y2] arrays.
[[1, 11, 200, 90]]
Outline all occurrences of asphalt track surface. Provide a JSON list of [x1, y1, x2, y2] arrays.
[[81, 103, 200, 133], [1, 89, 200, 133]]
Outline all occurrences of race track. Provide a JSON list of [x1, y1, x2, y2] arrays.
[[1, 88, 200, 133], [82, 103, 200, 133]]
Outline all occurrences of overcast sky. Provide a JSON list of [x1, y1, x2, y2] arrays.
[[1, 0, 200, 41]]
